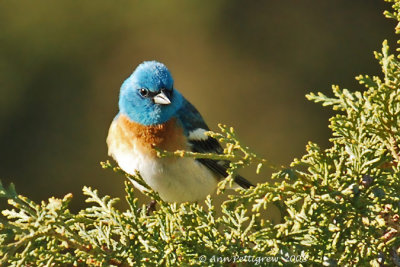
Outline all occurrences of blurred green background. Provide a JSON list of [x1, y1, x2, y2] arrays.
[[0, 0, 395, 210]]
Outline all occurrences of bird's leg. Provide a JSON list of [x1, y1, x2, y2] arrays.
[[146, 200, 157, 215]]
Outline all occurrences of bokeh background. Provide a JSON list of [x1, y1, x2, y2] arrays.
[[0, 0, 396, 210]]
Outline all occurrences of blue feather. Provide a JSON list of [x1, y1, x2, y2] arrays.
[[118, 61, 183, 125], [176, 98, 209, 135]]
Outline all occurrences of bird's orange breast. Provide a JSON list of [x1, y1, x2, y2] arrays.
[[107, 114, 187, 157]]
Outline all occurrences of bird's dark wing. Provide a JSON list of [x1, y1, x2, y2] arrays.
[[176, 98, 253, 189]]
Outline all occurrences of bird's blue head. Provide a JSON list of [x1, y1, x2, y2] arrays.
[[118, 61, 183, 125]]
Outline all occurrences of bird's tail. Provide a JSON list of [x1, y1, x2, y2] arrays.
[[234, 174, 254, 189]]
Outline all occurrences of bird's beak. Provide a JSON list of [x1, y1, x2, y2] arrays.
[[153, 91, 171, 105]]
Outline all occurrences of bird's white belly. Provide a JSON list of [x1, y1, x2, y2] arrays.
[[107, 114, 218, 202], [113, 146, 218, 202]]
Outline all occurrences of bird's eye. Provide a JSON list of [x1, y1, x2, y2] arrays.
[[139, 88, 149, 97]]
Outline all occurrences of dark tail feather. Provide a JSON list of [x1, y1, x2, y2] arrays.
[[234, 174, 254, 189], [197, 158, 254, 189]]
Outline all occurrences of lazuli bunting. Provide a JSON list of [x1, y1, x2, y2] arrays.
[[107, 61, 253, 202]]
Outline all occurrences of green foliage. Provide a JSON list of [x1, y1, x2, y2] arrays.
[[1, 1, 400, 266]]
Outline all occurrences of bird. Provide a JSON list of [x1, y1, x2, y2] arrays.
[[107, 61, 253, 202]]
